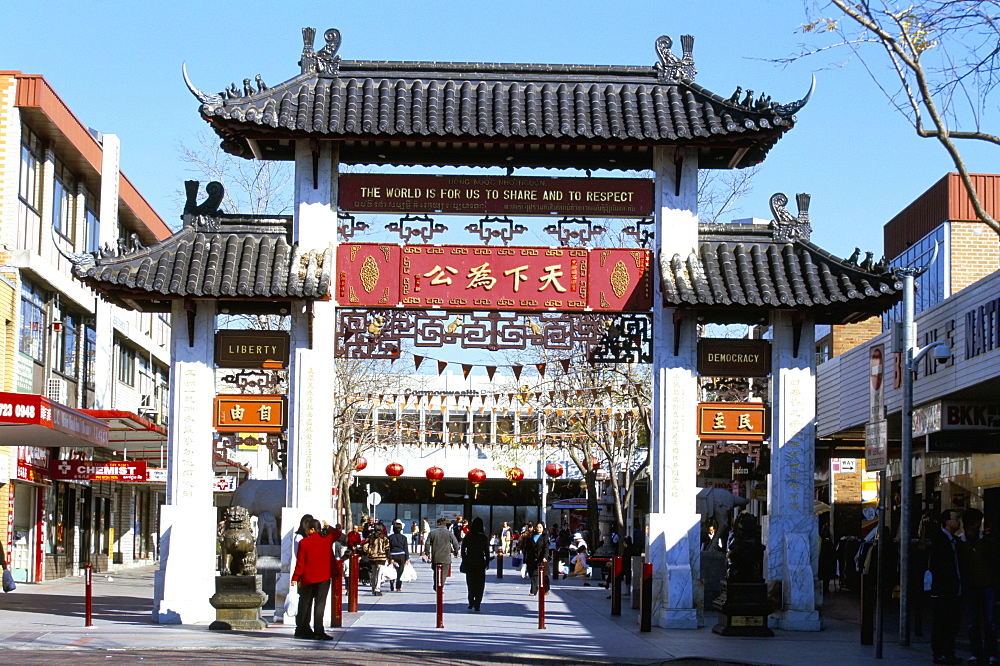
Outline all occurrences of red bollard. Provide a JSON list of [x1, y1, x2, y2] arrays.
[[640, 562, 652, 632], [84, 564, 93, 627], [348, 552, 359, 613], [436, 564, 445, 629], [331, 567, 343, 628], [538, 564, 546, 629], [497, 550, 504, 579], [611, 556, 622, 616]]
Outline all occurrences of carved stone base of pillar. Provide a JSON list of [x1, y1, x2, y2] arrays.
[[209, 575, 269, 631], [775, 608, 822, 631]]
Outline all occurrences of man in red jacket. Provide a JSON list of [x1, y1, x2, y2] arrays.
[[291, 516, 335, 640]]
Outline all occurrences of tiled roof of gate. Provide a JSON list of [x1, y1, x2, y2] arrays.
[[186, 31, 809, 169], [660, 224, 903, 324], [70, 213, 332, 309]]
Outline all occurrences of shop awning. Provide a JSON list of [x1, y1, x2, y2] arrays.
[[81, 410, 167, 464], [0, 392, 109, 448]]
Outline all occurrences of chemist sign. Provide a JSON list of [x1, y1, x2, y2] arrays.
[[50, 459, 147, 482]]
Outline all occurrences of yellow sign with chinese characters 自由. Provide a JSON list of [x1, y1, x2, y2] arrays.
[[214, 395, 286, 433]]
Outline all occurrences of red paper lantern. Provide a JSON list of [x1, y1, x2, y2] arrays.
[[386, 462, 404, 481], [585, 456, 601, 471], [506, 467, 525, 486], [468, 468, 486, 498], [354, 456, 368, 472], [426, 466, 444, 496], [545, 462, 564, 478]]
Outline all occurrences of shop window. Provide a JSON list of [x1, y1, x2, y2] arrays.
[[116, 341, 135, 386], [19, 280, 47, 362], [84, 322, 96, 389], [18, 124, 42, 211], [51, 158, 76, 240]]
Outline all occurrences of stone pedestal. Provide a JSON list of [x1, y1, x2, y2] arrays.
[[209, 575, 268, 631], [256, 545, 281, 610], [712, 580, 774, 637]]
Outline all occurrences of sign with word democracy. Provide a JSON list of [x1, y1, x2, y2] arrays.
[[50, 459, 147, 482], [339, 174, 653, 217], [336, 243, 651, 312], [697, 339, 771, 377], [697, 402, 767, 441], [214, 395, 286, 433]]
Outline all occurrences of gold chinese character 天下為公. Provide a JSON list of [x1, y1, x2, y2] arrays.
[[503, 265, 529, 292], [423, 265, 459, 286], [712, 412, 726, 430], [538, 264, 568, 293], [737, 413, 754, 430], [229, 404, 245, 421], [258, 404, 272, 422], [465, 262, 497, 290]]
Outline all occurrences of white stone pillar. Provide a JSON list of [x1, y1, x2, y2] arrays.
[[648, 146, 701, 628], [763, 310, 821, 630], [153, 299, 216, 623], [94, 134, 120, 409], [274, 140, 338, 623]]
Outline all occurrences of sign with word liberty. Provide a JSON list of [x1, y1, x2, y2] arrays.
[[337, 244, 651, 312]]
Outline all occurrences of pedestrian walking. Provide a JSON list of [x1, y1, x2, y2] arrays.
[[523, 522, 549, 596], [460, 517, 491, 611], [500, 521, 512, 555], [959, 508, 999, 665], [363, 523, 390, 596], [290, 517, 335, 640], [928, 508, 965, 664], [388, 522, 409, 592], [424, 517, 460, 590], [410, 521, 420, 554]]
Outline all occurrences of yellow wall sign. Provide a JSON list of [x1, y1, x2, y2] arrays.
[[697, 402, 767, 441], [214, 395, 286, 433]]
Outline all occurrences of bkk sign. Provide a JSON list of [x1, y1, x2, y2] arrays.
[[697, 340, 771, 377], [214, 395, 286, 433], [215, 331, 289, 368], [697, 402, 767, 441], [339, 174, 653, 217], [336, 243, 651, 312], [50, 459, 147, 482]]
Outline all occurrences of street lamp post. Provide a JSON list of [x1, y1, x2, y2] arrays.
[[898, 247, 948, 648]]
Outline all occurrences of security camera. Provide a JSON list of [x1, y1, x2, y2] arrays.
[[933, 344, 951, 364]]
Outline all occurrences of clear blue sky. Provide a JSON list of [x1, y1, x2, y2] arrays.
[[3, 0, 995, 261]]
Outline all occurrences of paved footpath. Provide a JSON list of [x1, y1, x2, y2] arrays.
[[0, 560, 936, 665]]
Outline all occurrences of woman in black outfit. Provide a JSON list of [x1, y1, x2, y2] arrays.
[[460, 517, 491, 611], [387, 522, 409, 591]]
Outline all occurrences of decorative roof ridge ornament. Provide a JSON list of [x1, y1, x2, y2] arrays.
[[769, 192, 812, 243], [183, 180, 225, 231], [654, 34, 696, 83], [772, 74, 816, 117], [300, 27, 341, 77], [50, 225, 96, 276], [182, 62, 223, 106]]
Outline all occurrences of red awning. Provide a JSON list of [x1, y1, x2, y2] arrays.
[[81, 410, 168, 464], [0, 392, 109, 448]]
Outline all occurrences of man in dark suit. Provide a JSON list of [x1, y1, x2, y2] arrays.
[[928, 508, 964, 664], [460, 517, 491, 611]]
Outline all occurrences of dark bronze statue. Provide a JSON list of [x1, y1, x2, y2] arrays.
[[725, 512, 765, 583], [219, 505, 257, 576]]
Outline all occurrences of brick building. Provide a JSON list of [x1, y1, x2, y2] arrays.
[[0, 72, 172, 582]]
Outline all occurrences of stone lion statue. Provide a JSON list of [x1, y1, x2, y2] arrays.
[[219, 505, 257, 576], [725, 512, 765, 583]]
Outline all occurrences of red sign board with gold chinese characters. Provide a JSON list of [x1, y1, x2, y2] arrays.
[[214, 395, 286, 433], [697, 402, 767, 441], [336, 243, 651, 312], [339, 174, 653, 218]]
